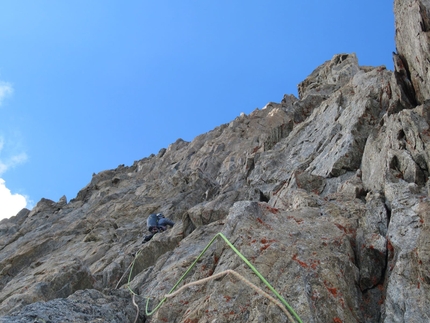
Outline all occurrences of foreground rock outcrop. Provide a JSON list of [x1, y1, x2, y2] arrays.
[[1, 2, 430, 322]]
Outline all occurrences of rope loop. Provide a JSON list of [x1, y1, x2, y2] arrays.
[[125, 232, 303, 323]]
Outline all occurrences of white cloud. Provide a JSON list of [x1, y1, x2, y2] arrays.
[[0, 152, 28, 176], [0, 135, 28, 175], [0, 178, 27, 220], [9, 152, 28, 166], [0, 162, 6, 175], [0, 82, 29, 220], [0, 82, 13, 106], [0, 134, 30, 220]]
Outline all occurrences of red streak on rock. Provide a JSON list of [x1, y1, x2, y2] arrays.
[[292, 254, 308, 268]]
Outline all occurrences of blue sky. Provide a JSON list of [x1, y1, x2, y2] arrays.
[[0, 1, 395, 219]]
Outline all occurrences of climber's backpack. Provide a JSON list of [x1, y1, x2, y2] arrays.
[[147, 213, 165, 229], [147, 213, 159, 229]]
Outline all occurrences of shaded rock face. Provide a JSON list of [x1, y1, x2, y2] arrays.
[[394, 0, 430, 105], [1, 5, 430, 323]]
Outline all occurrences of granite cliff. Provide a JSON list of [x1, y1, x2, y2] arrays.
[[1, 1, 430, 322]]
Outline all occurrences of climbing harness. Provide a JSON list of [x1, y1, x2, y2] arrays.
[[123, 232, 303, 323]]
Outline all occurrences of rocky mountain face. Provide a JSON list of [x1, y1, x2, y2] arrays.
[[1, 1, 430, 322]]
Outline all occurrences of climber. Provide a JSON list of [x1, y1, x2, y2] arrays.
[[142, 213, 175, 243]]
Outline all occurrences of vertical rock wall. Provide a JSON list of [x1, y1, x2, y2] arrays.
[[394, 0, 430, 105]]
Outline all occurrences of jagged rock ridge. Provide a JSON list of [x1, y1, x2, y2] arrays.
[[1, 1, 430, 322]]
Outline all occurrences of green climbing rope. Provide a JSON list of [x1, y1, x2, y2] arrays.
[[127, 232, 303, 323]]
